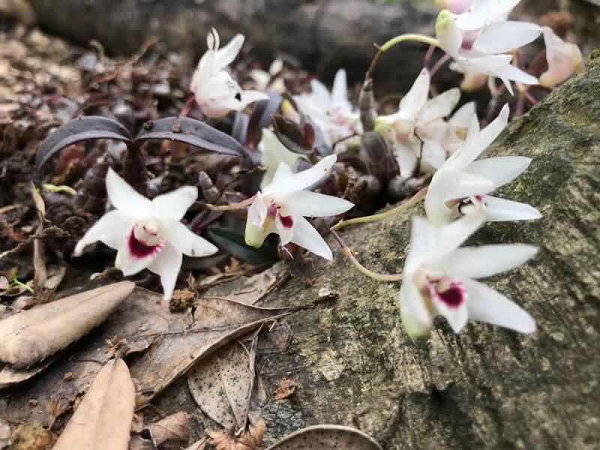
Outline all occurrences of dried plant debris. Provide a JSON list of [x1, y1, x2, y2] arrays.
[[207, 419, 265, 450], [53, 358, 135, 450], [274, 378, 299, 401], [0, 281, 134, 370], [0, 419, 10, 450], [0, 287, 168, 425], [265, 425, 383, 450], [188, 340, 255, 430], [130, 411, 191, 450], [131, 296, 291, 407]]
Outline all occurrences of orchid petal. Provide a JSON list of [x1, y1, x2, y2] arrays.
[[214, 33, 244, 72], [239, 90, 270, 107], [540, 26, 583, 88], [268, 155, 337, 196], [147, 243, 183, 302], [310, 79, 332, 110], [165, 220, 218, 257], [494, 64, 539, 85], [466, 156, 531, 187], [435, 214, 485, 258], [440, 244, 538, 279], [290, 216, 332, 260], [283, 191, 354, 217], [418, 88, 461, 125], [448, 104, 509, 169], [275, 213, 295, 245], [421, 140, 447, 171], [248, 193, 268, 227], [454, 0, 521, 31], [474, 21, 541, 54], [74, 210, 133, 256], [432, 288, 469, 333], [399, 69, 430, 120], [405, 216, 438, 273], [464, 278, 536, 333], [260, 129, 303, 188], [116, 238, 162, 277], [450, 101, 476, 129], [152, 186, 197, 221], [331, 69, 348, 107], [399, 280, 433, 338], [395, 141, 419, 178], [106, 168, 153, 218], [484, 195, 542, 221]]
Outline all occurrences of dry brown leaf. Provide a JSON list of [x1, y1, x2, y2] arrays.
[[188, 340, 254, 430], [53, 358, 135, 450], [265, 425, 382, 450], [8, 423, 56, 450], [144, 411, 191, 446], [208, 420, 265, 450], [0, 419, 10, 450], [183, 436, 208, 450], [131, 297, 291, 407], [0, 281, 135, 369], [203, 263, 289, 306], [0, 287, 169, 425], [274, 378, 299, 400]]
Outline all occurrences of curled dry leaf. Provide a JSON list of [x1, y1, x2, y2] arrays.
[[131, 297, 291, 407], [188, 341, 254, 430], [208, 419, 265, 450], [274, 378, 299, 400], [265, 425, 383, 450], [0, 287, 169, 425], [53, 359, 135, 450], [144, 411, 191, 447], [0, 281, 135, 369], [30, 182, 48, 289]]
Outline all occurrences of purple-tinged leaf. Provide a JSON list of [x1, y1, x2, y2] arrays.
[[36, 116, 132, 171], [134, 117, 246, 157], [247, 92, 284, 149]]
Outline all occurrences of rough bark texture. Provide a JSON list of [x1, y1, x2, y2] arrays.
[[153, 53, 600, 449]]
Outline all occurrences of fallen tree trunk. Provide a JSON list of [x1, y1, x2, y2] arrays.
[[25, 0, 441, 92], [154, 51, 600, 449]]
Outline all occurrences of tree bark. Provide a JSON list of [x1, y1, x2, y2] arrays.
[[154, 52, 600, 449]]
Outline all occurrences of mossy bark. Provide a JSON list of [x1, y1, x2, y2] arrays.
[[153, 53, 600, 449]]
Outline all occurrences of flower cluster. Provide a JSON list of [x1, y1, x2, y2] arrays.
[[73, 0, 578, 340]]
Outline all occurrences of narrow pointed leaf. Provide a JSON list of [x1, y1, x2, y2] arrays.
[[266, 425, 383, 450], [53, 358, 135, 450], [0, 281, 135, 369], [36, 116, 132, 171], [134, 117, 246, 157]]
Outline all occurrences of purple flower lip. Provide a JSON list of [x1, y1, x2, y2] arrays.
[[128, 230, 163, 259], [279, 215, 294, 229]]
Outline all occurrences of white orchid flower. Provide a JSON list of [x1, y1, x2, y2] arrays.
[[245, 155, 354, 260], [400, 214, 537, 338], [294, 69, 361, 146], [259, 128, 306, 188], [74, 168, 218, 301], [435, 0, 541, 94], [190, 28, 268, 118], [540, 26, 583, 88], [425, 104, 541, 226], [376, 68, 460, 177], [445, 100, 477, 156], [435, 0, 472, 14]]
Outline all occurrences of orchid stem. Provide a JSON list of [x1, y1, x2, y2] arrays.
[[366, 34, 440, 80], [331, 187, 427, 232], [200, 196, 255, 211], [331, 230, 403, 282]]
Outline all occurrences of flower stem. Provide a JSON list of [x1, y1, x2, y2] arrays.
[[331, 230, 403, 282], [366, 34, 440, 80], [331, 187, 427, 232], [200, 196, 255, 211]]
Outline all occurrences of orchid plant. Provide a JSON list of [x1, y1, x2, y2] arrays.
[[47, 0, 582, 340], [294, 69, 362, 146], [190, 28, 268, 118], [74, 168, 218, 301]]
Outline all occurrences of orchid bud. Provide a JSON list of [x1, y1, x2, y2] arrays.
[[540, 26, 583, 88]]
